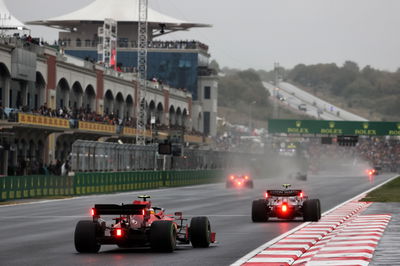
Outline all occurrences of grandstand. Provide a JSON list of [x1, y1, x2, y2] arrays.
[[0, 0, 217, 176]]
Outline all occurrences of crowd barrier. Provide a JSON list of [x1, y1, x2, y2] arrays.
[[0, 170, 223, 201], [0, 175, 74, 201]]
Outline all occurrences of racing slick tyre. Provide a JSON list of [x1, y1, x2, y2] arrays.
[[150, 220, 177, 252], [247, 181, 254, 189], [74, 220, 101, 253], [190, 216, 211, 248], [252, 200, 268, 222], [316, 199, 321, 220], [303, 199, 321, 222]]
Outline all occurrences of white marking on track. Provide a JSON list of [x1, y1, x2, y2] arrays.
[[231, 175, 398, 266]]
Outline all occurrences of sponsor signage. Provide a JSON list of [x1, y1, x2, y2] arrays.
[[18, 113, 69, 129], [268, 119, 400, 136], [122, 127, 152, 137], [79, 121, 116, 134]]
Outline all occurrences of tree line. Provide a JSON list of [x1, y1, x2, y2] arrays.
[[285, 61, 400, 120]]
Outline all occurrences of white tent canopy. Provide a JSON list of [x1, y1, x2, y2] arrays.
[[0, 0, 28, 30], [27, 0, 211, 31]]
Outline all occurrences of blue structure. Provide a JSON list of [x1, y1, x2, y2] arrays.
[[66, 50, 201, 100]]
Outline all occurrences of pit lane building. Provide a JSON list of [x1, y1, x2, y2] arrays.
[[28, 0, 218, 137], [0, 0, 218, 175]]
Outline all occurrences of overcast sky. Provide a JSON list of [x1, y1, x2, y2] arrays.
[[5, 0, 400, 71]]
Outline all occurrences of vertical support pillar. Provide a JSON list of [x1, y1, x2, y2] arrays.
[[44, 54, 57, 165], [46, 54, 57, 109], [21, 81, 28, 106], [96, 69, 104, 115], [0, 149, 8, 176], [163, 88, 169, 127], [3, 77, 10, 107], [186, 95, 192, 131]]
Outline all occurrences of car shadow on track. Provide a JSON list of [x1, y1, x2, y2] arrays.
[[96, 245, 218, 254], [253, 219, 305, 223]]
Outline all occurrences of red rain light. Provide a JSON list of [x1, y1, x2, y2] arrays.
[[91, 208, 95, 216], [299, 192, 303, 198], [237, 181, 242, 186], [265, 192, 269, 198], [244, 175, 249, 180], [281, 204, 288, 212], [116, 228, 123, 237], [230, 175, 235, 180]]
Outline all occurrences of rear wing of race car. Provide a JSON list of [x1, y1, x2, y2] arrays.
[[267, 189, 302, 197], [93, 204, 148, 216]]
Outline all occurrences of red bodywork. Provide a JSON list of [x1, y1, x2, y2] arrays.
[[226, 174, 253, 188], [366, 168, 377, 176], [90, 198, 216, 247]]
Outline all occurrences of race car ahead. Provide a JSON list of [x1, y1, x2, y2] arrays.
[[226, 173, 254, 189], [288, 172, 308, 181], [74, 195, 216, 253], [252, 184, 321, 222], [366, 166, 381, 176]]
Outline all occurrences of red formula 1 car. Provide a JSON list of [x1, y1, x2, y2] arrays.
[[252, 184, 321, 222], [366, 166, 381, 177], [74, 195, 216, 253], [226, 174, 254, 189]]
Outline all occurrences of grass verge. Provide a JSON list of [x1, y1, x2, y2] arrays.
[[361, 176, 400, 202]]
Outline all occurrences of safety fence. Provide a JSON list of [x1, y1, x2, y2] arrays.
[[0, 169, 223, 201]]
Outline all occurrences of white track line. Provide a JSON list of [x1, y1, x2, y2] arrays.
[[230, 174, 399, 266]]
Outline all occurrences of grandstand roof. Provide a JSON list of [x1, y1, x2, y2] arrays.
[[0, 0, 28, 30], [26, 0, 211, 32]]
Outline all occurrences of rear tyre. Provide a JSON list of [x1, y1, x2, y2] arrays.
[[150, 220, 176, 252], [252, 200, 268, 222], [74, 220, 101, 253], [190, 216, 211, 248], [303, 199, 320, 222], [317, 199, 321, 220]]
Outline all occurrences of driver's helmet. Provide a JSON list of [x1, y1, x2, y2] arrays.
[[149, 208, 155, 215]]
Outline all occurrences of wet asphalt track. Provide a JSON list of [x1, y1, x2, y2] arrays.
[[0, 172, 394, 266]]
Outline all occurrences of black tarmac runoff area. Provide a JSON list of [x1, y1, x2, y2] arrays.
[[0, 172, 394, 266]]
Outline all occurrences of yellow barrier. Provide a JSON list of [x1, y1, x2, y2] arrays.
[[122, 127, 137, 136], [184, 134, 203, 143], [78, 121, 116, 134], [18, 113, 69, 129], [123, 127, 153, 137]]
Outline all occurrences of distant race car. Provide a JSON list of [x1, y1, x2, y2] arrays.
[[226, 174, 254, 189], [366, 166, 381, 176], [298, 103, 307, 111], [295, 172, 308, 181], [74, 195, 216, 253], [288, 172, 308, 181], [252, 184, 321, 222]]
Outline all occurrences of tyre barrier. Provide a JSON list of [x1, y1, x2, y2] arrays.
[[0, 170, 223, 201]]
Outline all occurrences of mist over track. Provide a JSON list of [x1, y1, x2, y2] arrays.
[[0, 172, 393, 266]]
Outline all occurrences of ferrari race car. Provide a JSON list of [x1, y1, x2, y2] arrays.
[[366, 166, 381, 176], [252, 184, 321, 222], [74, 195, 216, 253], [226, 174, 254, 188]]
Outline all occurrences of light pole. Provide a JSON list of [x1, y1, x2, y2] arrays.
[[249, 101, 256, 134]]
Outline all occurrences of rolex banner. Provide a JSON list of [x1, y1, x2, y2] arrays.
[[268, 119, 400, 136]]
